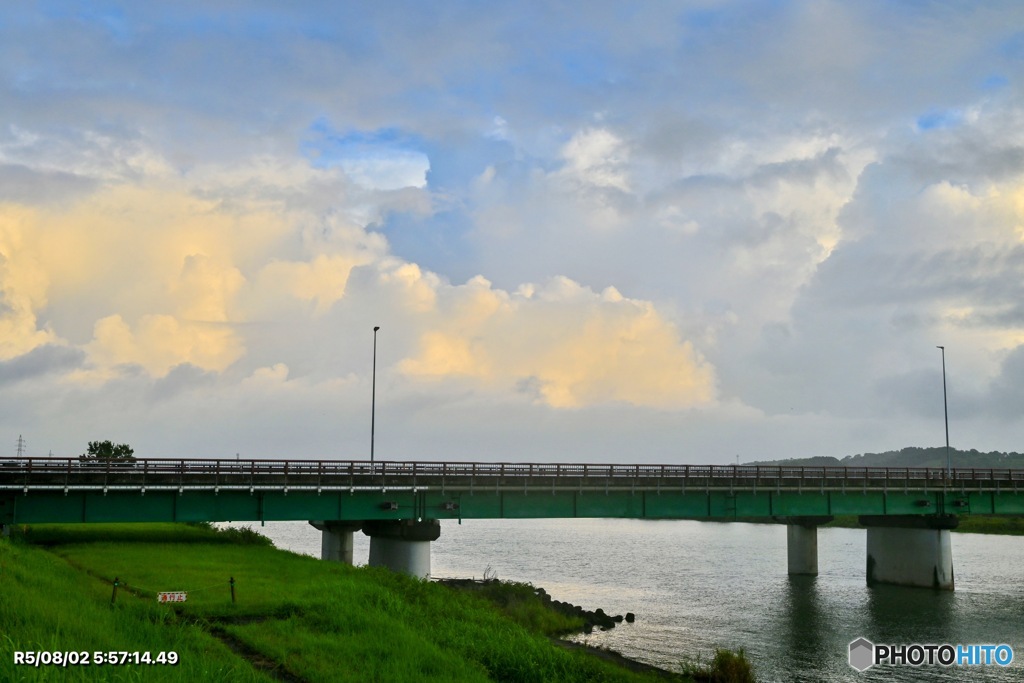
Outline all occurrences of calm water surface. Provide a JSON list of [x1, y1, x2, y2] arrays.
[[237, 519, 1024, 682]]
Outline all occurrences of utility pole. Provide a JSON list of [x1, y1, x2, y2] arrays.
[[371, 326, 380, 470], [15, 434, 26, 459], [937, 346, 950, 479]]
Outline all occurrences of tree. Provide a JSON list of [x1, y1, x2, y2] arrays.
[[79, 440, 136, 467]]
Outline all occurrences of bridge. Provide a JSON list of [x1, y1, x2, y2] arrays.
[[3, 456, 1024, 590]]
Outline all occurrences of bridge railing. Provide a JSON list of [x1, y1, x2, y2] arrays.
[[3, 456, 1024, 493]]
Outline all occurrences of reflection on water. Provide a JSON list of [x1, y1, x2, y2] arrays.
[[234, 519, 1024, 682], [779, 576, 832, 681], [865, 583, 956, 641]]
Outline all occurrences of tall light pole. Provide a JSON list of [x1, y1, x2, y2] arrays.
[[937, 345, 950, 478], [371, 326, 380, 469]]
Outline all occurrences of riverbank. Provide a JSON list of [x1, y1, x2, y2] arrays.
[[433, 577, 686, 680], [0, 523, 696, 682]]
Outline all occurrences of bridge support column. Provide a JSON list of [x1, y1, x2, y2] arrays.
[[775, 516, 832, 576], [363, 520, 441, 578], [309, 521, 363, 564], [860, 515, 957, 590]]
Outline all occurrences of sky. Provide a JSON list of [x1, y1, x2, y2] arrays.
[[2, 1, 1024, 465]]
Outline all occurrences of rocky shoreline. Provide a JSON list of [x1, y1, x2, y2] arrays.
[[434, 577, 681, 680], [435, 577, 634, 632]]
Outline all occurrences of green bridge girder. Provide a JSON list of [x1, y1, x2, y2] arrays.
[[4, 458, 1024, 526], [4, 488, 1024, 525]]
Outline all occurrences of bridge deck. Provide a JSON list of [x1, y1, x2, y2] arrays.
[[2, 458, 1023, 524]]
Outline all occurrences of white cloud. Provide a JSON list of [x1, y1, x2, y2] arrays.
[[558, 127, 632, 193]]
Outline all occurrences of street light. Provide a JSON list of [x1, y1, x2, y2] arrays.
[[937, 345, 950, 478], [371, 326, 380, 469]]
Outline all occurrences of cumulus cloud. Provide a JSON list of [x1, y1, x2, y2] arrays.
[[86, 314, 243, 377], [0, 163, 715, 414], [400, 276, 716, 408], [741, 102, 1024, 429], [0, 204, 59, 359], [258, 254, 370, 316]]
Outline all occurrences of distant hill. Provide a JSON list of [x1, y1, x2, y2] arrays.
[[745, 446, 1024, 469]]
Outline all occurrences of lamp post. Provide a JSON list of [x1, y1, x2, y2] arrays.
[[371, 326, 380, 469], [937, 345, 950, 478]]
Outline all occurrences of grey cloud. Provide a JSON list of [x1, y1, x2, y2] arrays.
[[748, 147, 847, 187], [805, 244, 1024, 309], [885, 345, 1024, 424], [743, 238, 1024, 418], [986, 346, 1024, 419], [0, 345, 85, 385], [886, 106, 1024, 185], [894, 138, 1024, 186], [958, 304, 1024, 328], [873, 369, 953, 420], [148, 364, 217, 402], [635, 116, 727, 166]]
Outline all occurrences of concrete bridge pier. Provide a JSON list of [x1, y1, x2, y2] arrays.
[[363, 519, 441, 578], [860, 515, 957, 590], [309, 521, 364, 564], [776, 516, 833, 576]]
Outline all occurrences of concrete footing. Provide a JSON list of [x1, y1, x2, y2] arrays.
[[776, 516, 832, 576], [309, 521, 364, 564], [363, 519, 441, 578], [860, 515, 957, 590]]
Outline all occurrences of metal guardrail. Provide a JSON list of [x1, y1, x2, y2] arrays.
[[1, 457, 1023, 493]]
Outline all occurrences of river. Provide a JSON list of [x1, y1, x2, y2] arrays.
[[235, 518, 1024, 681]]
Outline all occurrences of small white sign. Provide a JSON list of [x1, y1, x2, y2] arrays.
[[157, 591, 187, 603]]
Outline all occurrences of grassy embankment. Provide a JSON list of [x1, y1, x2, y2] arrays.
[[1, 523, 723, 683]]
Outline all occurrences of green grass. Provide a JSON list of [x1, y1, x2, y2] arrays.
[[0, 534, 273, 682], [679, 649, 756, 683], [442, 580, 586, 636], [943, 515, 1024, 535], [2, 523, 678, 682]]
